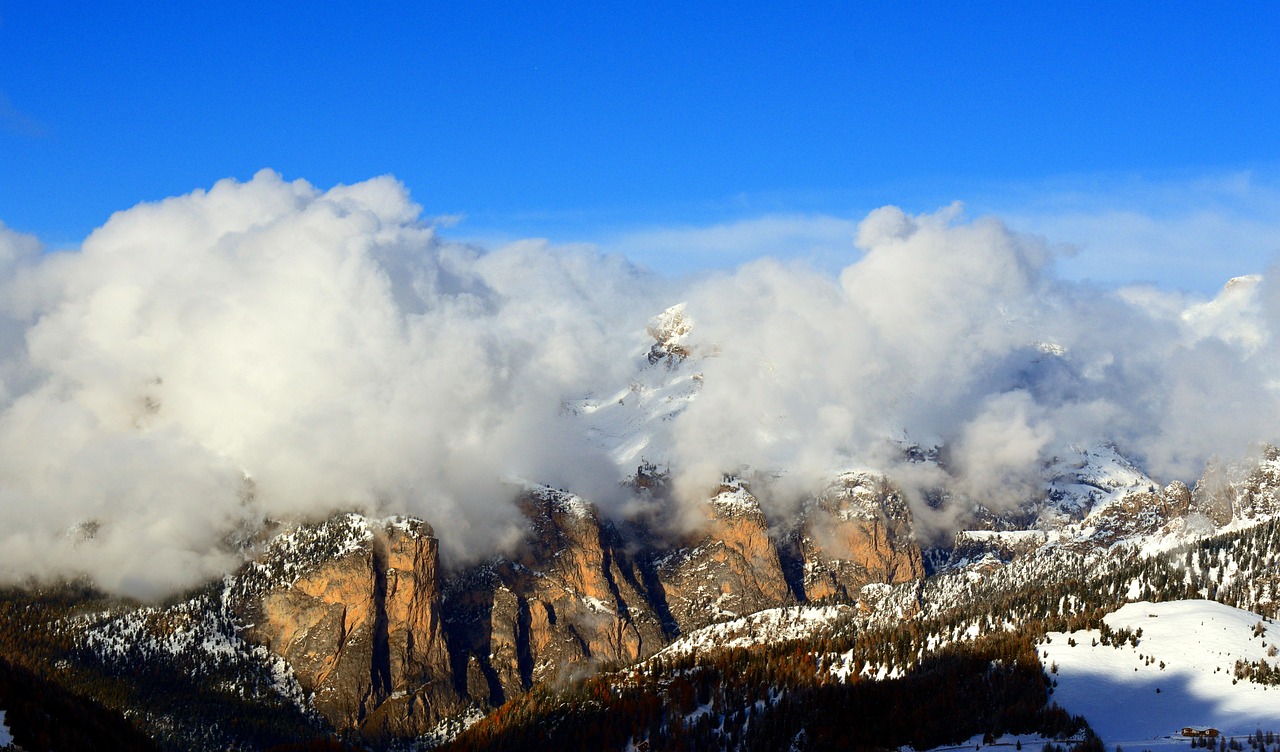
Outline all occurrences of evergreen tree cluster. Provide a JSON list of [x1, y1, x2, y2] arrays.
[[0, 653, 159, 751], [0, 583, 326, 751], [1, 514, 1278, 750], [439, 631, 1090, 752]]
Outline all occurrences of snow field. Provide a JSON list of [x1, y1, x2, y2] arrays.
[[1043, 600, 1280, 746]]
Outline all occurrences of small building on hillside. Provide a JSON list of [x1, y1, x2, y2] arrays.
[[1182, 727, 1220, 738]]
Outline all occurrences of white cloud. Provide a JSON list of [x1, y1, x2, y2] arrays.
[[0, 171, 655, 596], [3, 174, 1280, 597], [657, 204, 1280, 527]]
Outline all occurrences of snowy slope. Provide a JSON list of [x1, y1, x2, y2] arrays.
[[570, 303, 703, 470], [1045, 442, 1157, 526], [650, 605, 853, 660], [1044, 600, 1280, 745], [0, 709, 11, 747]]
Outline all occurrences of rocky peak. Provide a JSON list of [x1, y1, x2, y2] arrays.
[[1193, 445, 1280, 525], [645, 303, 694, 365], [235, 513, 462, 742], [1069, 477, 1209, 549], [515, 486, 600, 565], [1054, 446, 1280, 552], [793, 472, 924, 601], [570, 306, 703, 472], [1041, 442, 1157, 529], [443, 487, 668, 705], [653, 479, 791, 632]]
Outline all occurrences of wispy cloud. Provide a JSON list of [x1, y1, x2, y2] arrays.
[[990, 171, 1280, 293], [599, 213, 862, 277], [539, 171, 1280, 292]]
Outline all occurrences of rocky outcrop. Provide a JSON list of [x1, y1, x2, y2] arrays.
[[950, 530, 1047, 567], [1193, 445, 1280, 525], [236, 515, 462, 741], [646, 303, 694, 364], [61, 469, 938, 749], [228, 476, 929, 736], [1078, 480, 1205, 547], [444, 487, 669, 704], [1079, 445, 1280, 549], [654, 480, 792, 633], [795, 472, 925, 601], [444, 477, 924, 699]]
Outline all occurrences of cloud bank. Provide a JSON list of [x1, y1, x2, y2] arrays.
[[1, 171, 1278, 596], [0, 172, 656, 596], [667, 204, 1280, 532]]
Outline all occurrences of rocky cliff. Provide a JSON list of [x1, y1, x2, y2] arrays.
[[795, 472, 925, 601], [651, 479, 794, 633], [233, 476, 929, 729], [443, 486, 669, 705], [51, 441, 1280, 750], [1194, 445, 1280, 524], [235, 514, 463, 741]]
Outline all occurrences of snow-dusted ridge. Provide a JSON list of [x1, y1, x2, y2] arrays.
[[79, 577, 312, 715], [707, 476, 763, 516], [75, 511, 430, 723], [523, 482, 594, 519], [650, 605, 854, 661], [1045, 442, 1157, 524]]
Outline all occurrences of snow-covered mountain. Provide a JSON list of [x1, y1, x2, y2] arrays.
[[4, 301, 1280, 752], [570, 303, 703, 471]]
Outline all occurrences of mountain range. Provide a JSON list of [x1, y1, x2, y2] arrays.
[[2, 300, 1280, 752]]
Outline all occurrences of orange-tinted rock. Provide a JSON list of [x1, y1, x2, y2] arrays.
[[446, 487, 668, 702], [655, 480, 792, 633], [797, 473, 924, 602], [239, 514, 461, 740]]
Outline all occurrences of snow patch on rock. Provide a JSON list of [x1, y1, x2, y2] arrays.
[[652, 605, 852, 660]]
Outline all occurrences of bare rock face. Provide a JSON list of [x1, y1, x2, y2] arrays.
[[795, 472, 925, 601], [949, 530, 1047, 568], [444, 487, 669, 704], [230, 475, 929, 733], [654, 480, 792, 633], [1164, 479, 1193, 515], [236, 514, 462, 741], [1081, 480, 1203, 546], [1193, 445, 1280, 524]]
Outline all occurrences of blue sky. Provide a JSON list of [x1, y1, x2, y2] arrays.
[[2, 1, 1279, 292]]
